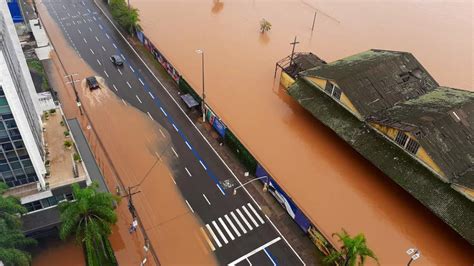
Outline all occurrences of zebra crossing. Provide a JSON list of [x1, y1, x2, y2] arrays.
[[200, 203, 266, 251]]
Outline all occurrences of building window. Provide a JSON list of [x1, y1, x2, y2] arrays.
[[324, 82, 333, 94], [406, 139, 420, 154], [395, 131, 409, 146], [332, 86, 342, 100], [25, 201, 42, 212]]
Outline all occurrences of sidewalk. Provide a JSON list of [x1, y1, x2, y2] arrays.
[[95, 1, 323, 263]]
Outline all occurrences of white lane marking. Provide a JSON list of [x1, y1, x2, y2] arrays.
[[96, 59, 102, 66], [72, 20, 76, 25], [264, 248, 277, 266], [171, 147, 179, 158], [101, 45, 106, 51], [87, 8, 91, 13], [121, 98, 127, 105], [246, 258, 252, 266], [224, 214, 241, 237], [112, 84, 118, 91], [202, 194, 211, 205], [242, 205, 259, 228], [148, 91, 155, 99], [63, 5, 66, 9], [89, 26, 92, 31], [96, 7, 305, 263], [205, 224, 222, 248], [83, 38, 87, 43], [230, 211, 247, 234], [185, 200, 194, 213], [136, 95, 142, 104], [129, 65, 135, 72], [185, 141, 192, 150], [93, 16, 97, 21], [159, 129, 166, 138], [138, 78, 144, 86], [236, 209, 252, 230], [126, 81, 131, 88], [117, 68, 122, 75], [112, 43, 117, 49], [120, 54, 125, 60], [247, 203, 265, 224], [105, 33, 110, 39], [147, 112, 154, 121], [103, 70, 109, 78], [185, 167, 192, 177], [90, 48, 95, 55], [95, 36, 99, 42], [200, 227, 216, 252], [217, 184, 225, 195], [228, 237, 281, 266], [160, 107, 167, 117], [170, 175, 176, 184], [172, 124, 179, 132], [212, 221, 228, 244], [77, 29, 81, 34], [199, 160, 207, 170], [218, 217, 235, 240], [99, 24, 103, 29]]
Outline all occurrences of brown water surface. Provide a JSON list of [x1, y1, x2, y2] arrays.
[[132, 0, 473, 264]]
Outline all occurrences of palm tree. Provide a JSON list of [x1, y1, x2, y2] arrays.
[[110, 0, 140, 34], [59, 183, 119, 266], [260, 19, 272, 33], [323, 229, 378, 266], [0, 182, 37, 266]]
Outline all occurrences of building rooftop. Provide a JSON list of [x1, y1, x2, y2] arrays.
[[301, 49, 439, 118], [368, 87, 474, 190], [277, 52, 326, 78]]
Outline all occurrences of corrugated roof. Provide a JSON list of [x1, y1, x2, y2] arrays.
[[301, 49, 439, 118], [369, 87, 474, 189]]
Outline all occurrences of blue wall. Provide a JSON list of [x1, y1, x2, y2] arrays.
[[8, 0, 24, 23]]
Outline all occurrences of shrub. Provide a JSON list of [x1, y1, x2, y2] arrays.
[[73, 153, 81, 162], [64, 140, 72, 149]]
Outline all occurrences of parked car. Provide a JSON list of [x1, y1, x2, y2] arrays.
[[86, 76, 99, 90], [110, 55, 124, 66]]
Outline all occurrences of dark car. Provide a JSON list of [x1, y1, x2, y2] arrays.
[[110, 55, 124, 66], [86, 76, 99, 90]]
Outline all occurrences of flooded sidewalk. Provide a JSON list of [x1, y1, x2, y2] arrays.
[[131, 0, 473, 264]]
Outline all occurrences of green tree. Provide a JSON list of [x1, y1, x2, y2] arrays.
[[59, 183, 119, 266], [0, 183, 37, 266], [109, 0, 140, 34], [323, 229, 378, 266], [260, 19, 272, 33]]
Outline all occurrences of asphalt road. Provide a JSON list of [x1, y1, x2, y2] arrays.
[[40, 0, 305, 264]]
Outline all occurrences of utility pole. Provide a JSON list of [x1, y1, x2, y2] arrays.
[[64, 74, 83, 115], [289, 36, 299, 68], [195, 49, 206, 122], [311, 11, 317, 32]]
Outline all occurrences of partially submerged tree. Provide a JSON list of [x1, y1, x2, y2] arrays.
[[0, 183, 37, 266], [59, 183, 119, 266], [260, 19, 272, 33], [323, 229, 378, 266]]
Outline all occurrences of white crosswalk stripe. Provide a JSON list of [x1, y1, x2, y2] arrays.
[[200, 203, 266, 252]]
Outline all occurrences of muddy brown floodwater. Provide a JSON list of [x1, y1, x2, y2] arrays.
[[37, 2, 216, 265], [132, 0, 473, 264]]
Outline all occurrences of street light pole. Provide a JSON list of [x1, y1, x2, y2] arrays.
[[406, 248, 421, 266], [196, 49, 206, 122], [233, 176, 270, 195]]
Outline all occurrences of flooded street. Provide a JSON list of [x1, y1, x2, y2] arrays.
[[37, 2, 216, 264], [132, 0, 473, 264], [31, 236, 84, 266]]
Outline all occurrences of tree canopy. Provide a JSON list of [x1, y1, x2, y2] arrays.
[[109, 0, 140, 34], [323, 229, 378, 266]]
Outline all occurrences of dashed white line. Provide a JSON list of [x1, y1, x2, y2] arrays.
[[160, 107, 167, 117], [96, 59, 101, 66], [199, 160, 207, 170], [95, 36, 99, 42], [83, 38, 87, 43], [185, 167, 192, 177], [230, 211, 247, 234], [101, 45, 106, 51], [112, 43, 117, 49], [138, 78, 144, 86], [103, 70, 109, 78], [87, 8, 91, 13], [219, 217, 235, 240], [89, 48, 95, 54], [112, 84, 118, 92], [172, 124, 179, 132], [89, 26, 92, 32], [212, 221, 228, 244], [136, 95, 142, 104], [185, 200, 194, 213], [105, 33, 110, 39], [147, 112, 154, 121], [129, 65, 135, 72], [117, 68, 123, 75], [72, 20, 76, 25], [170, 175, 176, 184], [148, 91, 155, 99], [202, 194, 211, 205], [126, 81, 131, 88], [185, 141, 192, 150], [99, 24, 103, 29], [93, 16, 97, 21], [77, 29, 81, 34], [171, 147, 179, 158], [158, 129, 166, 138], [120, 54, 125, 60], [121, 98, 127, 105], [205, 224, 222, 248]]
